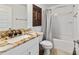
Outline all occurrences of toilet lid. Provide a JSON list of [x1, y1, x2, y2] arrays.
[[40, 40, 52, 46]]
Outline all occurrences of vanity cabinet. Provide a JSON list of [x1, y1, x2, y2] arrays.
[[2, 35, 43, 55]]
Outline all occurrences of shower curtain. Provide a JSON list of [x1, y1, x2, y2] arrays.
[[43, 9, 59, 41], [42, 9, 53, 41]]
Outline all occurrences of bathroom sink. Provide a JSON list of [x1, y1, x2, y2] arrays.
[[7, 35, 29, 44]]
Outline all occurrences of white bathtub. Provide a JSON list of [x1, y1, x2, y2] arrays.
[[53, 39, 79, 55]]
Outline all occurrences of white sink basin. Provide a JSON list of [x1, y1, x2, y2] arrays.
[[7, 35, 29, 44]]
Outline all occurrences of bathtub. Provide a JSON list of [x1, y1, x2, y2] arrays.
[[52, 39, 79, 55]]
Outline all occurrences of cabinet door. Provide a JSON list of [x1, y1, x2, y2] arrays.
[[26, 37, 39, 55], [27, 40, 39, 55], [27, 45, 39, 55]]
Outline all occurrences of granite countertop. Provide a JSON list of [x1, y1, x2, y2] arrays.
[[0, 32, 43, 53]]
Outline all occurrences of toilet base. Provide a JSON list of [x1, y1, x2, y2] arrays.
[[44, 49, 51, 55]]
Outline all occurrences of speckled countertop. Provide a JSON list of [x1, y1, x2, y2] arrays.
[[0, 32, 43, 54]]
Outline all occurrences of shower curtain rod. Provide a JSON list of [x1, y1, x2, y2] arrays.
[[47, 4, 76, 12], [46, 5, 77, 16]]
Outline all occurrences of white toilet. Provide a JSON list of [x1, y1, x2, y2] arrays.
[[40, 40, 53, 55]]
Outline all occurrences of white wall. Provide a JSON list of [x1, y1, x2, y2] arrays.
[[0, 5, 12, 31], [76, 5, 79, 39], [0, 4, 27, 30], [27, 4, 32, 28], [0, 4, 46, 32]]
